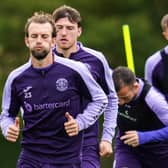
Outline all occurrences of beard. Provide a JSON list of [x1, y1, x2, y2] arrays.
[[31, 49, 49, 60]]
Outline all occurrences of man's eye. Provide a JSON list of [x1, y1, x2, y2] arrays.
[[67, 26, 74, 30], [42, 35, 49, 39], [31, 34, 37, 38], [56, 26, 62, 30]]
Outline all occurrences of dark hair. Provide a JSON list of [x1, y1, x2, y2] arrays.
[[25, 11, 56, 37], [112, 66, 136, 92], [52, 5, 82, 27]]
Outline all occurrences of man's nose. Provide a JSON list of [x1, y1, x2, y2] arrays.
[[36, 36, 43, 42], [61, 27, 67, 35]]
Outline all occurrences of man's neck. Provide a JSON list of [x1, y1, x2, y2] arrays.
[[56, 45, 79, 58]]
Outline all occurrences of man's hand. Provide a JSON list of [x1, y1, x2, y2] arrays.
[[99, 140, 113, 157], [120, 130, 139, 147], [6, 117, 20, 142], [64, 112, 79, 136]]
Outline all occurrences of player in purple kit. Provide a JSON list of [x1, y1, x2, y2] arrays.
[[110, 14, 168, 166], [0, 11, 108, 168], [145, 14, 168, 100], [52, 5, 118, 168], [112, 66, 168, 168], [139, 14, 168, 146]]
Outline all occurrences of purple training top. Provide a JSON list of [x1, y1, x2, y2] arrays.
[[0, 55, 107, 164]]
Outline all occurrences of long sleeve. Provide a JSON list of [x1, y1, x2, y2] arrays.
[[0, 63, 30, 137], [76, 66, 108, 131], [1, 74, 18, 137], [80, 46, 118, 142], [55, 55, 108, 131], [101, 68, 118, 143], [137, 84, 168, 145], [138, 127, 168, 145]]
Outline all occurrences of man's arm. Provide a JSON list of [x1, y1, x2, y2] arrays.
[[0, 71, 21, 141], [120, 85, 168, 147], [101, 68, 118, 143], [119, 127, 168, 147], [144, 51, 161, 84], [144, 56, 153, 84], [138, 127, 168, 145], [74, 62, 108, 131], [96, 54, 118, 157], [56, 56, 108, 134]]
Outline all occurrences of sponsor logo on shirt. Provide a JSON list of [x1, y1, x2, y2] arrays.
[[23, 99, 70, 112], [24, 101, 33, 112], [118, 110, 137, 122], [56, 78, 68, 91]]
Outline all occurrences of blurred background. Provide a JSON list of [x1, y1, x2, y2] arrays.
[[0, 0, 168, 167]]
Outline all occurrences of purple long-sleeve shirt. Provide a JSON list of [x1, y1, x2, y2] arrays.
[[0, 56, 107, 164], [117, 79, 168, 144], [130, 78, 168, 144], [115, 78, 168, 167], [142, 80, 168, 126], [53, 42, 118, 145], [139, 45, 168, 144]]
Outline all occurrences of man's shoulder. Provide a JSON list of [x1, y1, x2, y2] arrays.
[[80, 44, 105, 58], [146, 50, 162, 67], [4, 62, 31, 87], [54, 55, 90, 74], [8, 62, 31, 80], [147, 45, 168, 63]]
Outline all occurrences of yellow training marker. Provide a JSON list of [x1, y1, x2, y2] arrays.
[[122, 24, 135, 73]]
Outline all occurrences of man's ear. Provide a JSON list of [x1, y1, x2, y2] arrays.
[[51, 37, 56, 48], [25, 37, 29, 47], [133, 82, 139, 91], [77, 27, 82, 37], [162, 31, 168, 40]]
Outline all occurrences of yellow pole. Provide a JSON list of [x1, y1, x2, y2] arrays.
[[122, 24, 135, 73]]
